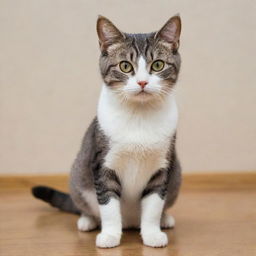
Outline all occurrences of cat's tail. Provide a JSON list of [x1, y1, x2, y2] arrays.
[[31, 186, 80, 215]]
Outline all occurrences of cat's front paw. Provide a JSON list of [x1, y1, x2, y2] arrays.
[[142, 231, 168, 247], [96, 232, 121, 248]]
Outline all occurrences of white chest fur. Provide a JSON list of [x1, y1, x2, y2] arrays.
[[97, 86, 178, 226]]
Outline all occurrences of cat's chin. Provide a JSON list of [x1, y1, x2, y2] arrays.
[[125, 91, 157, 104]]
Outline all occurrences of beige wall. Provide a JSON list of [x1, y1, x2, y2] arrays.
[[1, 0, 255, 174]]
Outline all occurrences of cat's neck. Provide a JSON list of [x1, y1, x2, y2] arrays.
[[97, 84, 178, 147]]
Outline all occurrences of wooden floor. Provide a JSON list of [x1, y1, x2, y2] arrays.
[[1, 173, 256, 256]]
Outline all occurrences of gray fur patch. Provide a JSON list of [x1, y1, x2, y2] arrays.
[[70, 118, 121, 210], [141, 134, 182, 209]]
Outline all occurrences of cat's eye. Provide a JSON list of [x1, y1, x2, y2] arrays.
[[151, 60, 165, 72], [119, 61, 133, 73]]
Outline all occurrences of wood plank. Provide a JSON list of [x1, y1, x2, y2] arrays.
[[182, 171, 256, 190]]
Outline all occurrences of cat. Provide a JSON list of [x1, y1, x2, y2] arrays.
[[32, 14, 182, 248]]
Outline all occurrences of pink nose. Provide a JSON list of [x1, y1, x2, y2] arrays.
[[137, 80, 148, 89]]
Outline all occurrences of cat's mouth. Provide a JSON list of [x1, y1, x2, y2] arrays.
[[136, 90, 151, 96], [130, 90, 155, 102], [124, 89, 157, 103]]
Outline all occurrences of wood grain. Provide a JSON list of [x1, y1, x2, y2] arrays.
[[0, 173, 256, 256]]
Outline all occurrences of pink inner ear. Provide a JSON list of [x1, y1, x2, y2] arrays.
[[97, 16, 124, 50], [103, 25, 114, 40], [163, 23, 177, 42]]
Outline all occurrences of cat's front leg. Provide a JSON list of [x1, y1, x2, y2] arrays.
[[94, 167, 122, 248], [140, 169, 168, 247]]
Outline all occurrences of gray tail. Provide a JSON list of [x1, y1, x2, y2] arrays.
[[32, 186, 80, 215]]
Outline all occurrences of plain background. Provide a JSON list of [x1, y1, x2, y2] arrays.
[[0, 0, 255, 174]]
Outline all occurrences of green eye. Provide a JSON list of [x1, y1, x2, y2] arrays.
[[151, 60, 165, 72], [119, 61, 133, 73]]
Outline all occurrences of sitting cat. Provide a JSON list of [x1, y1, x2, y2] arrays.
[[32, 14, 182, 248]]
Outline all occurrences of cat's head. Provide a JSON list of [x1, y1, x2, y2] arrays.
[[97, 15, 181, 104]]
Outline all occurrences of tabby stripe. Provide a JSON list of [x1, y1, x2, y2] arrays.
[[131, 37, 139, 58], [144, 38, 150, 58], [105, 64, 118, 76]]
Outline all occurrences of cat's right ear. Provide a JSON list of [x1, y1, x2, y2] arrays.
[[97, 16, 125, 51]]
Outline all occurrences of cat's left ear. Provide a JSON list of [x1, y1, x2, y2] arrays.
[[155, 15, 181, 51]]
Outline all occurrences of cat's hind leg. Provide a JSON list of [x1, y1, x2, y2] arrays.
[[77, 214, 98, 231]]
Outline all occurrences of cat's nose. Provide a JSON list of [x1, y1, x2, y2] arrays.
[[137, 81, 148, 89]]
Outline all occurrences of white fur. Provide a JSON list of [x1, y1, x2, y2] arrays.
[[96, 198, 122, 248], [141, 193, 168, 247], [161, 214, 175, 229], [77, 215, 97, 231], [97, 84, 178, 229], [136, 56, 149, 81]]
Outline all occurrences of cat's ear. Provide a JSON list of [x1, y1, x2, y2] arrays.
[[97, 16, 125, 51], [155, 15, 181, 51]]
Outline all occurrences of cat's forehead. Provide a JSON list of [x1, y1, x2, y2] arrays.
[[125, 33, 155, 56], [107, 32, 172, 62]]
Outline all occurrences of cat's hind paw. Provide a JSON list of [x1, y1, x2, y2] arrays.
[[77, 215, 97, 231], [142, 231, 168, 247], [161, 214, 175, 229], [96, 232, 121, 248]]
